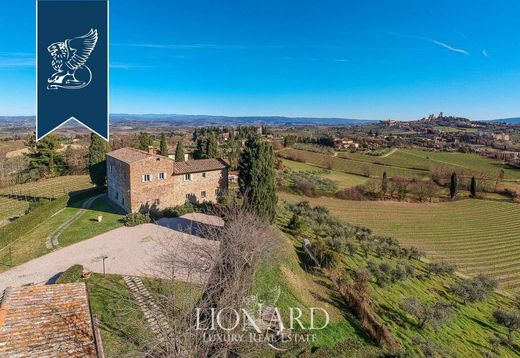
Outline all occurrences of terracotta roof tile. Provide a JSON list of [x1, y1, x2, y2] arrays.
[[107, 147, 164, 163], [173, 158, 229, 174], [0, 283, 97, 357]]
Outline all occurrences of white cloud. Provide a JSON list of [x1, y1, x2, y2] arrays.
[[0, 52, 35, 68], [431, 40, 469, 55], [482, 49, 488, 57]]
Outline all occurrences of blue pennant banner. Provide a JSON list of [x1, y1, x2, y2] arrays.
[[37, 0, 109, 140]]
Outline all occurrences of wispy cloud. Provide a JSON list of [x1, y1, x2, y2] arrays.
[[110, 62, 152, 70], [0, 52, 35, 68], [114, 43, 250, 50], [431, 40, 469, 55], [482, 49, 488, 57]]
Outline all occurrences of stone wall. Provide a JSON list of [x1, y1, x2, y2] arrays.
[[171, 168, 228, 207], [106, 156, 131, 213], [127, 156, 175, 213]]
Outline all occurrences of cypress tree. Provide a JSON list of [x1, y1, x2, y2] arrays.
[[470, 176, 477, 198], [89, 133, 109, 187], [160, 133, 168, 156], [207, 132, 219, 158], [450, 172, 458, 200], [138, 132, 153, 150], [175, 140, 185, 162], [381, 172, 388, 199], [238, 135, 278, 222], [194, 137, 208, 159]]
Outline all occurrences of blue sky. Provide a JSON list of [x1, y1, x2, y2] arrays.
[[1, 0, 520, 120]]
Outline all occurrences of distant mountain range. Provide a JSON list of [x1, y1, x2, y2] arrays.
[[492, 117, 520, 124], [110, 114, 375, 126], [1, 114, 519, 127]]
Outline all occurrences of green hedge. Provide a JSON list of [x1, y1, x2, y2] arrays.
[[56, 264, 84, 284], [0, 186, 105, 247]]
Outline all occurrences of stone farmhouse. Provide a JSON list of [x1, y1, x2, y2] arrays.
[[106, 147, 229, 213]]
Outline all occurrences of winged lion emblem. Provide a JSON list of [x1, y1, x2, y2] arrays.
[[47, 29, 98, 90]]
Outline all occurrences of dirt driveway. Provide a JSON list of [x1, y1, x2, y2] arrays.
[[0, 217, 219, 291]]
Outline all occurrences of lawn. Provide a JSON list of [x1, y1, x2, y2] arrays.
[[280, 191, 520, 291], [59, 197, 124, 247]]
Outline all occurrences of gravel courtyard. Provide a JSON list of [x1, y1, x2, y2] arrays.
[[0, 214, 221, 291]]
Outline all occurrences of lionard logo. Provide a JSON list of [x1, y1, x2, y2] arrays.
[[46, 29, 98, 90]]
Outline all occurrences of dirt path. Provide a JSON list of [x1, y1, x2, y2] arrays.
[[46, 194, 105, 249], [380, 148, 398, 158]]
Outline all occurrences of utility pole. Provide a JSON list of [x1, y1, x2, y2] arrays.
[[101, 255, 108, 275]]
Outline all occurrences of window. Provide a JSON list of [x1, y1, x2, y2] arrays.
[[201, 191, 206, 198], [115, 192, 119, 200], [184, 173, 192, 181], [202, 172, 208, 178], [185, 193, 195, 203], [121, 197, 124, 205], [158, 172, 166, 180], [142, 174, 151, 182]]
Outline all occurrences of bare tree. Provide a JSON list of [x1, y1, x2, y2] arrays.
[[138, 203, 277, 357]]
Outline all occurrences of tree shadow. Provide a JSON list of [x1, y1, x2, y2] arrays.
[[155, 216, 221, 240]]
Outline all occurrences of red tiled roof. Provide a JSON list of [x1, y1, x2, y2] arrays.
[[0, 283, 98, 357], [107, 147, 165, 163], [173, 158, 228, 174]]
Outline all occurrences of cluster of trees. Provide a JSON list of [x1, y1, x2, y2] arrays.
[[24, 134, 68, 177], [193, 132, 219, 159], [282, 134, 335, 148], [338, 174, 440, 203]]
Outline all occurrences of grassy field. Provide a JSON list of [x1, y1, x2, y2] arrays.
[[281, 159, 368, 189], [0, 175, 94, 223], [280, 191, 520, 291], [279, 148, 429, 178], [338, 148, 520, 180]]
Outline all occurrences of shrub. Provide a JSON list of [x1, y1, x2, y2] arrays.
[[405, 264, 415, 277], [122, 212, 151, 226], [25, 198, 50, 214], [163, 203, 198, 217], [391, 265, 407, 282], [427, 261, 456, 276], [56, 264, 84, 284], [335, 185, 367, 201], [408, 246, 424, 260], [450, 275, 497, 304], [0, 186, 105, 248], [312, 241, 340, 268], [412, 335, 456, 357]]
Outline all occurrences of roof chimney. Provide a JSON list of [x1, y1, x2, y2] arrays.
[[147, 146, 155, 155]]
